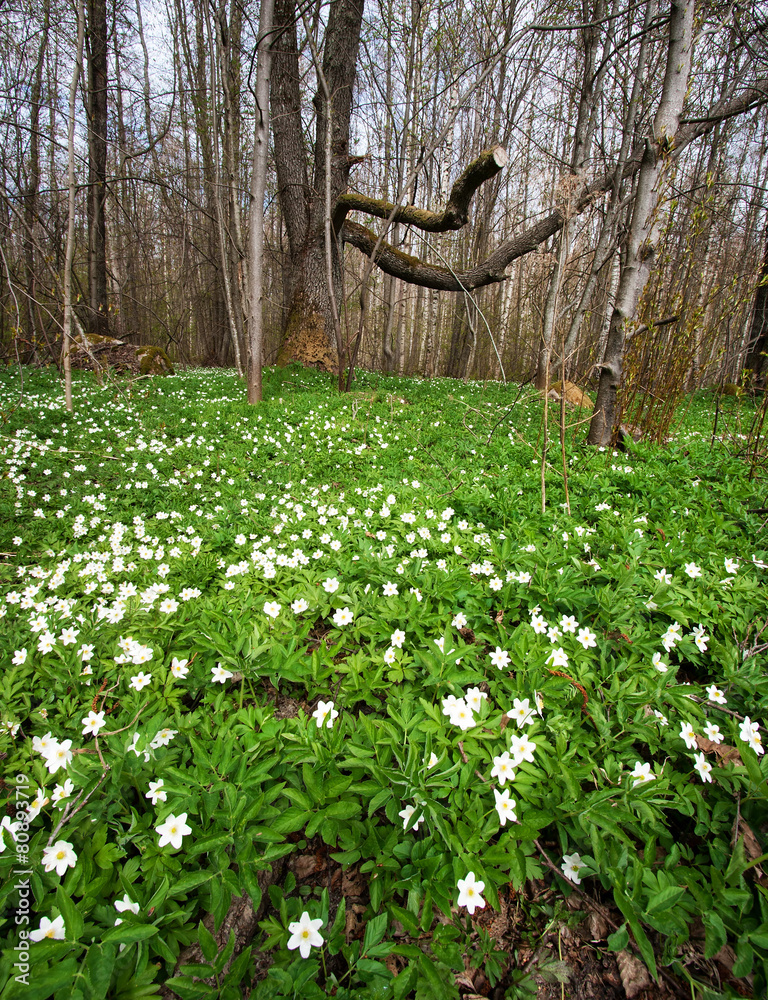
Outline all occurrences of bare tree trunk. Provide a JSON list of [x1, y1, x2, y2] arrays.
[[24, 1, 49, 346], [535, 225, 569, 389], [271, 0, 364, 370], [246, 0, 274, 403], [562, 0, 655, 374], [589, 0, 695, 445], [64, 0, 86, 411], [86, 0, 109, 337], [744, 226, 768, 388], [208, 5, 243, 375]]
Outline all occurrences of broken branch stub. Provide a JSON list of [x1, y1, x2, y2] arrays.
[[334, 145, 508, 233]]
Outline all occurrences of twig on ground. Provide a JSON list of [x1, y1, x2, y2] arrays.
[[438, 479, 465, 498]]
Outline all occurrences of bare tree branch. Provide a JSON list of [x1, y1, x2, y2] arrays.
[[334, 146, 508, 233], [342, 76, 768, 292]]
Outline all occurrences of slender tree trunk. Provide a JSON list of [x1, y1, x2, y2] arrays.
[[246, 0, 274, 402], [536, 0, 605, 388], [744, 227, 768, 388], [24, 1, 49, 346], [589, 0, 695, 445], [87, 0, 109, 337], [64, 0, 86, 411], [217, 0, 248, 348], [208, 4, 244, 375], [535, 226, 569, 389], [562, 0, 654, 373]]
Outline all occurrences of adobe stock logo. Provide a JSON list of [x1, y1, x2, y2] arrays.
[[11, 773, 33, 986]]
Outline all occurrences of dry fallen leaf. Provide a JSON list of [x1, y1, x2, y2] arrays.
[[735, 825, 766, 882], [454, 972, 475, 990], [714, 944, 737, 972], [588, 910, 609, 942], [695, 735, 742, 765], [345, 903, 366, 941], [617, 949, 652, 998]]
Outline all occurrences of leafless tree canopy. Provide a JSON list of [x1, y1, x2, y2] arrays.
[[1, 0, 767, 432]]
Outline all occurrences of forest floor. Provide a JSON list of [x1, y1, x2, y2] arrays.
[[0, 364, 766, 1000]]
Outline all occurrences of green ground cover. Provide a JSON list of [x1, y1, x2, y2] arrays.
[[0, 365, 767, 1000]]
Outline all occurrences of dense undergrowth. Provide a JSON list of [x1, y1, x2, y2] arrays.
[[0, 364, 767, 1000]]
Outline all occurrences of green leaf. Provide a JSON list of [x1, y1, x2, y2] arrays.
[[179, 964, 217, 978], [214, 930, 237, 975], [645, 886, 685, 915], [101, 923, 159, 946], [197, 921, 218, 963], [704, 912, 728, 960], [187, 834, 233, 857], [628, 919, 657, 980], [392, 962, 418, 1000], [732, 935, 754, 978], [2, 958, 79, 1000], [368, 788, 392, 816], [302, 762, 323, 804], [508, 847, 526, 890], [607, 924, 629, 951], [223, 946, 253, 986], [741, 747, 764, 789], [417, 953, 457, 999], [146, 875, 171, 910], [95, 843, 124, 869], [240, 865, 263, 912], [283, 787, 312, 810], [363, 912, 389, 953], [83, 943, 117, 1000], [389, 904, 420, 937], [56, 885, 83, 941], [325, 799, 361, 820], [270, 807, 310, 835], [161, 977, 218, 999], [370, 874, 384, 912], [357, 958, 391, 976], [169, 871, 216, 897]]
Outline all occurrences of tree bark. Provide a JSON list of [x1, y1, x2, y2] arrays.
[[561, 0, 655, 374], [246, 0, 274, 403], [588, 0, 695, 445], [342, 75, 768, 293], [64, 0, 86, 411], [335, 147, 508, 233], [208, 2, 244, 375], [24, 1, 49, 347], [271, 0, 364, 371], [86, 0, 109, 337], [744, 227, 768, 389]]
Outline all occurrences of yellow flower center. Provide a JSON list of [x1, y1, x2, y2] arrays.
[[302, 930, 309, 938], [56, 850, 65, 859]]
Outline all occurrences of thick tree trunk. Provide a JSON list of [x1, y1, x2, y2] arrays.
[[276, 242, 339, 369], [271, 0, 364, 371]]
